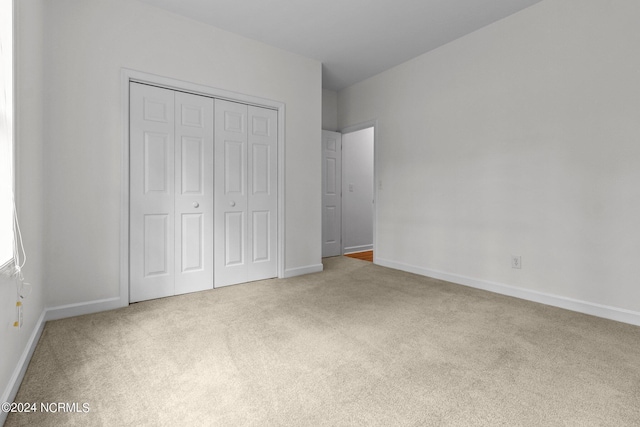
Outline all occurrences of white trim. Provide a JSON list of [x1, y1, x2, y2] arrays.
[[340, 120, 377, 135], [1, 295, 124, 425], [376, 258, 640, 327], [45, 297, 123, 321], [344, 245, 373, 254], [119, 70, 131, 308], [1, 309, 46, 426], [283, 264, 323, 278], [0, 0, 16, 270], [277, 105, 286, 279], [124, 69, 284, 110], [120, 68, 287, 305], [340, 120, 378, 264]]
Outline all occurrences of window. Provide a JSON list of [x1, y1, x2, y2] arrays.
[[0, 0, 14, 268]]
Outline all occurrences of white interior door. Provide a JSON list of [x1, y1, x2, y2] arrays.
[[247, 106, 277, 281], [130, 83, 176, 302], [174, 91, 214, 295], [214, 99, 277, 286], [322, 130, 342, 257], [214, 100, 248, 286], [131, 83, 278, 299], [130, 83, 214, 302]]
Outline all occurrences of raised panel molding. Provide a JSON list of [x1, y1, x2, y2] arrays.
[[225, 111, 244, 132], [225, 212, 244, 266], [253, 211, 270, 262], [143, 97, 169, 122], [326, 137, 336, 152], [252, 116, 269, 136], [325, 206, 337, 244], [181, 213, 203, 272], [225, 140, 244, 194], [144, 214, 169, 276], [325, 158, 336, 195], [181, 137, 203, 195], [252, 144, 270, 195], [144, 132, 169, 194], [181, 104, 204, 128]]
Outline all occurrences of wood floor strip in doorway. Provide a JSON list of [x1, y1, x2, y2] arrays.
[[344, 251, 373, 262]]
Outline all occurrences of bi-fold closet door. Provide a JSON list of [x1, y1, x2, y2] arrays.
[[129, 83, 277, 303], [214, 100, 278, 287], [130, 83, 214, 303]]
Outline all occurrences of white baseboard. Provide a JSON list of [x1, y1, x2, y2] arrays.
[[344, 245, 373, 254], [1, 309, 47, 427], [0, 296, 127, 425], [376, 258, 640, 327], [283, 263, 323, 278], [45, 297, 125, 321]]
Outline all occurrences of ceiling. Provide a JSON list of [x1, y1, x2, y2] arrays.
[[137, 0, 543, 91]]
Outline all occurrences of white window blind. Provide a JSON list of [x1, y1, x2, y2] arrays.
[[0, 0, 15, 268]]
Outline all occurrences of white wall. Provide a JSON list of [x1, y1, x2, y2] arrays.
[[322, 88, 338, 131], [43, 0, 322, 307], [1, 0, 46, 414], [342, 128, 374, 253], [338, 0, 640, 315]]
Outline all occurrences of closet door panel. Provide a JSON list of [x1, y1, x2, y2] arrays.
[[214, 99, 248, 287], [131, 85, 279, 296], [247, 106, 278, 281], [321, 130, 342, 257], [130, 83, 176, 302], [174, 91, 214, 295]]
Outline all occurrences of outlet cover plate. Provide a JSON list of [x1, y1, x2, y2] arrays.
[[512, 255, 522, 269]]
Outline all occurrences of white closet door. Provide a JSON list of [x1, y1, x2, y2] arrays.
[[130, 84, 214, 302], [214, 100, 277, 286], [322, 130, 342, 257], [247, 106, 277, 281], [130, 83, 176, 302], [214, 99, 248, 286], [131, 85, 277, 296], [174, 91, 214, 295]]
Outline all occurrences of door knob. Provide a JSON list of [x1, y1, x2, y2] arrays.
[[193, 202, 199, 208], [230, 201, 236, 207]]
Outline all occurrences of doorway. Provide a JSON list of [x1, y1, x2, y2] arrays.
[[129, 83, 279, 302], [321, 124, 376, 261], [121, 69, 286, 305]]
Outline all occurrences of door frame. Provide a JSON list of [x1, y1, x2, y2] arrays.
[[340, 120, 378, 263], [321, 130, 343, 258], [119, 68, 286, 305]]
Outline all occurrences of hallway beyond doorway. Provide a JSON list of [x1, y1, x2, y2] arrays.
[[344, 250, 373, 262]]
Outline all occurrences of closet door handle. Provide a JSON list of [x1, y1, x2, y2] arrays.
[[193, 202, 199, 208], [230, 201, 236, 207]]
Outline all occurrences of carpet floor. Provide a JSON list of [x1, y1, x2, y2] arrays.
[[5, 257, 640, 426]]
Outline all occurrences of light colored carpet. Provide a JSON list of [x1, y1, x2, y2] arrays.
[[5, 257, 640, 426]]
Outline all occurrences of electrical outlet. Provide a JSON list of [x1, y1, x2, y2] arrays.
[[14, 301, 23, 328], [512, 255, 522, 269]]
